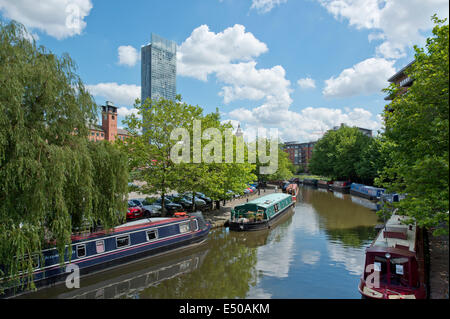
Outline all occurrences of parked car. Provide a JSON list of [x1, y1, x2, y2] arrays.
[[127, 200, 144, 220], [182, 194, 207, 208], [167, 194, 193, 210], [153, 197, 183, 214], [185, 192, 212, 205], [129, 198, 161, 217]]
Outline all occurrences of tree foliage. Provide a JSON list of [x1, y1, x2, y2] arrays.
[[0, 21, 128, 290], [121, 97, 256, 211], [377, 16, 449, 235], [309, 126, 378, 182]]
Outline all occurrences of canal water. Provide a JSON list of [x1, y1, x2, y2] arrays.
[[17, 186, 381, 299]]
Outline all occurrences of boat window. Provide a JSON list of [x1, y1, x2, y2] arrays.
[[373, 256, 388, 283], [146, 230, 158, 241], [77, 244, 86, 258], [179, 222, 190, 234], [96, 240, 105, 253], [189, 219, 199, 231], [116, 235, 130, 248], [390, 257, 410, 287], [274, 204, 279, 212]]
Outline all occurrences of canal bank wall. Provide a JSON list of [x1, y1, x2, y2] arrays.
[[203, 186, 279, 229], [427, 228, 449, 299]]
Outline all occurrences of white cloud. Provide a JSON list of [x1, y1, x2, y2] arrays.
[[226, 104, 382, 142], [179, 25, 292, 108], [0, 0, 93, 40], [118, 45, 139, 67], [178, 24, 268, 81], [322, 58, 395, 98], [250, 0, 288, 14], [318, 0, 449, 59], [297, 77, 316, 89], [86, 83, 140, 106], [117, 106, 139, 117]]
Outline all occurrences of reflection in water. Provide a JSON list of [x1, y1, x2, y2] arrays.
[[16, 187, 381, 299]]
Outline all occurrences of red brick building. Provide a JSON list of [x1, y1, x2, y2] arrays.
[[283, 141, 317, 170], [385, 60, 415, 101], [88, 101, 130, 142]]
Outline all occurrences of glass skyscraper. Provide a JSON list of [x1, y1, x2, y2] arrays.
[[141, 33, 177, 104]]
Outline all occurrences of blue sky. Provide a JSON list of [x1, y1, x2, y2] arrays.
[[1, 0, 448, 142]]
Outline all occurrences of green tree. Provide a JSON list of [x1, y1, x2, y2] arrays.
[[121, 95, 207, 215], [0, 21, 128, 290], [377, 16, 449, 235], [309, 126, 373, 181]]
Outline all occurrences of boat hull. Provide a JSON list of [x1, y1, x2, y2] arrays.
[[229, 202, 294, 232], [3, 216, 210, 298], [350, 190, 377, 200]]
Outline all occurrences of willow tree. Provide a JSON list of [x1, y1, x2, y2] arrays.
[[0, 21, 128, 291]]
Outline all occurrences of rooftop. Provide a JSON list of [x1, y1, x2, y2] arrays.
[[372, 214, 417, 252]]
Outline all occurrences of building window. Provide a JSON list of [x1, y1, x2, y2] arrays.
[[101, 133, 104, 137]]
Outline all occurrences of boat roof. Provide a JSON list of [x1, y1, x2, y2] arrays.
[[372, 214, 416, 252], [240, 193, 291, 209]]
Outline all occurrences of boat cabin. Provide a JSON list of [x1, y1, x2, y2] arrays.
[[231, 193, 292, 223], [359, 214, 426, 299]]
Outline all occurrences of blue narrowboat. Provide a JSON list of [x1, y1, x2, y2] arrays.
[[350, 183, 385, 200], [229, 193, 295, 231], [2, 212, 210, 296]]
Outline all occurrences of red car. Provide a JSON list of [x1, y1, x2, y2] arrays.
[[127, 200, 144, 220]]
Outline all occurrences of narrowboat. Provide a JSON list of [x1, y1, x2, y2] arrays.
[[2, 212, 210, 297], [229, 193, 295, 231], [302, 178, 318, 187], [317, 180, 332, 189], [350, 183, 385, 200], [358, 213, 426, 299], [58, 248, 209, 299], [331, 181, 351, 193], [285, 183, 299, 202]]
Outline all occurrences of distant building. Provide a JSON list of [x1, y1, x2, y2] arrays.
[[141, 33, 177, 104], [88, 101, 130, 142], [384, 60, 415, 101], [235, 123, 243, 138], [330, 123, 373, 137], [283, 141, 317, 169]]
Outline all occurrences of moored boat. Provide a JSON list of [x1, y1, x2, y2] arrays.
[[331, 181, 351, 193], [302, 178, 318, 187], [285, 183, 299, 202], [229, 193, 295, 232], [350, 183, 385, 200], [2, 212, 211, 297], [358, 213, 426, 299], [317, 180, 332, 189]]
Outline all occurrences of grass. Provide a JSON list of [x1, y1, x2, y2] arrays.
[[292, 174, 331, 181]]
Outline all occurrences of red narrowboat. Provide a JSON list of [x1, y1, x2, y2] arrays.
[[358, 213, 427, 299]]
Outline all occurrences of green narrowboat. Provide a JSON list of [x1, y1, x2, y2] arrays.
[[229, 193, 295, 231]]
